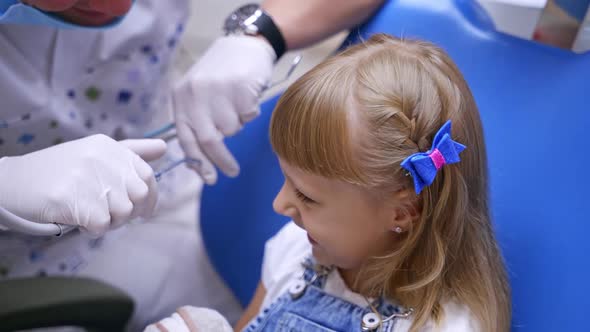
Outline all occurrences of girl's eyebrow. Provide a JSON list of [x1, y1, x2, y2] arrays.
[[283, 171, 302, 190], [282, 169, 318, 198]]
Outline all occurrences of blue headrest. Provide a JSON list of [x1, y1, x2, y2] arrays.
[[201, 1, 590, 330], [201, 94, 288, 306]]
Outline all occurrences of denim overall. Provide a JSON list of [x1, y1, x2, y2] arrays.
[[244, 258, 413, 332]]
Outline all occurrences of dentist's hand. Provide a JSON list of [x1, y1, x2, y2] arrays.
[[0, 134, 166, 236], [172, 35, 276, 185]]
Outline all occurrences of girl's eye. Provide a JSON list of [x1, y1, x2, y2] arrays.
[[294, 188, 315, 204]]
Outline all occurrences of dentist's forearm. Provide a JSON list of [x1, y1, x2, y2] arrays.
[[261, 0, 385, 50]]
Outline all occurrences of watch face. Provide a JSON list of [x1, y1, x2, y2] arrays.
[[223, 3, 260, 34]]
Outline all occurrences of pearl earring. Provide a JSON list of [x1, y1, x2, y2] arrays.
[[394, 226, 403, 234]]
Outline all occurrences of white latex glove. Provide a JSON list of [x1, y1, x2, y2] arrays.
[[172, 35, 276, 185], [0, 134, 166, 236], [144, 306, 233, 332]]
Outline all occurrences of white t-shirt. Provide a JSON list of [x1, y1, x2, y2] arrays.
[[260, 222, 480, 332]]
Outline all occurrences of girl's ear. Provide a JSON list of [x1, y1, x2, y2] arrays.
[[388, 189, 421, 233]]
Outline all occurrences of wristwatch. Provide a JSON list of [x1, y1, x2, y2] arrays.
[[223, 3, 287, 59]]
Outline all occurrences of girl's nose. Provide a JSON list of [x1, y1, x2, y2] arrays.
[[273, 183, 298, 219]]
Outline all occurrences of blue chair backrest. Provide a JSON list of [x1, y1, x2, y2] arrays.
[[201, 1, 590, 330]]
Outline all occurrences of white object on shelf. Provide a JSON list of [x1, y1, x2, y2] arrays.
[[478, 0, 547, 39]]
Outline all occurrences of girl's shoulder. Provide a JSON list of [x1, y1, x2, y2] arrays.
[[261, 222, 311, 305], [436, 301, 480, 331], [394, 301, 480, 332]]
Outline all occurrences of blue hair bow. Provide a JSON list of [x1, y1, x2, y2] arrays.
[[400, 120, 466, 194]]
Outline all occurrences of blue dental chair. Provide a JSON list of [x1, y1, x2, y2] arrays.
[[201, 0, 590, 331]]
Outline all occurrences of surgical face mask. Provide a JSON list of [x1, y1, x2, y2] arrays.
[[0, 0, 129, 29]]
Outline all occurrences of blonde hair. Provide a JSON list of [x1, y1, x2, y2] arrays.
[[270, 34, 510, 332]]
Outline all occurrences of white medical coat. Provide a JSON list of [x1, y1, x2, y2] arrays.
[[0, 0, 241, 329]]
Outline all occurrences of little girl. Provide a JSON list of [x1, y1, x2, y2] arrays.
[[148, 33, 511, 332]]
